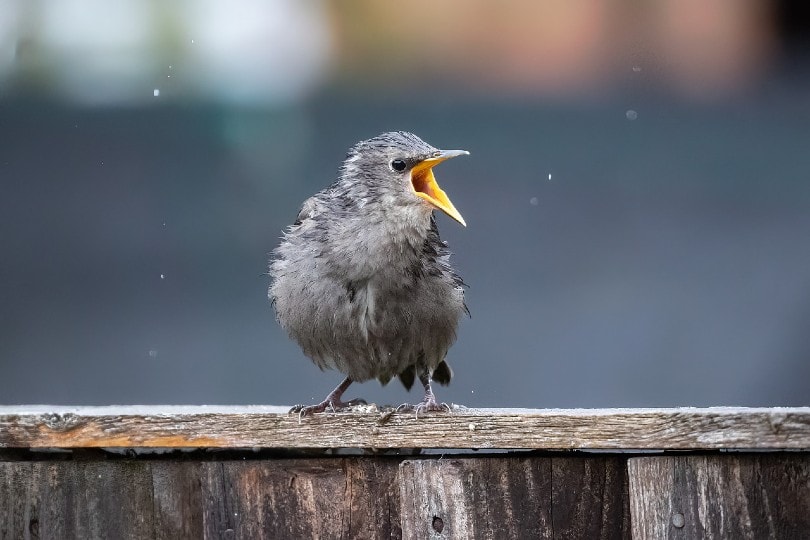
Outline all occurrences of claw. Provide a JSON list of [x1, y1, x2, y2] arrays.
[[396, 398, 451, 418], [288, 377, 363, 421], [400, 371, 452, 418]]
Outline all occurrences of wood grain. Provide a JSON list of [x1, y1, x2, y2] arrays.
[[151, 462, 205, 540], [399, 458, 551, 539], [1, 456, 634, 540], [550, 457, 631, 539], [0, 458, 403, 540], [628, 455, 810, 539], [399, 457, 630, 540], [201, 459, 402, 539], [3, 454, 808, 539], [1, 406, 808, 450], [0, 461, 160, 540]]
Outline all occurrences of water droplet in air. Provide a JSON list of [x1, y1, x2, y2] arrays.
[[626, 110, 638, 121], [529, 197, 539, 206], [153, 89, 160, 97], [548, 173, 552, 181], [148, 350, 158, 358], [160, 274, 165, 279], [632, 65, 642, 73]]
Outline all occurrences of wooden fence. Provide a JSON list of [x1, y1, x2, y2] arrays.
[[1, 406, 808, 539]]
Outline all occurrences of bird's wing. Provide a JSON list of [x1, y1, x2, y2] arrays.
[[427, 215, 469, 291], [293, 196, 323, 226]]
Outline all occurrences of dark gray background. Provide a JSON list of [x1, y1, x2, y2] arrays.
[[2, 89, 809, 408], [2, 0, 810, 408]]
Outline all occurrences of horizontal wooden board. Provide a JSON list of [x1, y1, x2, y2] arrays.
[[0, 406, 808, 450]]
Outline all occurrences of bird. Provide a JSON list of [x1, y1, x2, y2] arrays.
[[269, 131, 469, 416]]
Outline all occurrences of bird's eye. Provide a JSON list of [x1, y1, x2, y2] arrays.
[[391, 159, 407, 172]]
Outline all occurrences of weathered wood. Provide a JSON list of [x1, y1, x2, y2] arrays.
[[151, 462, 205, 540], [0, 461, 205, 539], [1, 406, 808, 450], [3, 454, 809, 539], [0, 456, 635, 540], [628, 455, 810, 539], [0, 461, 157, 540], [398, 457, 630, 540], [0, 458, 403, 540], [550, 457, 631, 539], [0, 461, 40, 540], [399, 458, 551, 539], [200, 459, 402, 539]]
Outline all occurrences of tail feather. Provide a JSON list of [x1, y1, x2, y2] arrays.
[[432, 360, 453, 386]]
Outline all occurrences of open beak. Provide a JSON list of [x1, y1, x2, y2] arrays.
[[410, 149, 469, 227]]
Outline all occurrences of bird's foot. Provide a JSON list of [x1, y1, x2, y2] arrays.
[[396, 398, 452, 418], [289, 377, 365, 421], [290, 398, 367, 420]]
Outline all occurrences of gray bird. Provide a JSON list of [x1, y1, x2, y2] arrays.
[[269, 131, 469, 415]]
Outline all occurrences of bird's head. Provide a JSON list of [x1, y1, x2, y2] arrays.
[[340, 131, 468, 227]]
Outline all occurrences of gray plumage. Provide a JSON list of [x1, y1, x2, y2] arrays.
[[269, 131, 469, 414]]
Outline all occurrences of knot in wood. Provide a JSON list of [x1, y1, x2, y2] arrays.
[[41, 413, 82, 431], [768, 412, 788, 434], [432, 515, 444, 533]]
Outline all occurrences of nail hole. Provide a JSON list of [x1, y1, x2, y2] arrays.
[[672, 512, 685, 528], [432, 516, 444, 533]]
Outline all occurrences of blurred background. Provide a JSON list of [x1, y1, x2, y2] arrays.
[[1, 0, 809, 407]]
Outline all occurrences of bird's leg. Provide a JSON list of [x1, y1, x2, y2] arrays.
[[417, 372, 452, 415], [398, 372, 452, 417], [290, 376, 366, 417]]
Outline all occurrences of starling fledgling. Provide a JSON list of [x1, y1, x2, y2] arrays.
[[270, 131, 469, 416]]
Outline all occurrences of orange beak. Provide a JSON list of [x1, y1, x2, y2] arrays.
[[410, 149, 469, 227]]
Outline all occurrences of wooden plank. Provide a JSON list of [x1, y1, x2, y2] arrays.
[[398, 457, 629, 540], [151, 462, 205, 540], [4, 455, 808, 539], [1, 406, 809, 450], [0, 461, 206, 539], [0, 461, 157, 540], [200, 458, 402, 539], [628, 455, 810, 539], [550, 457, 631, 539], [0, 461, 40, 540], [0, 458, 403, 540]]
